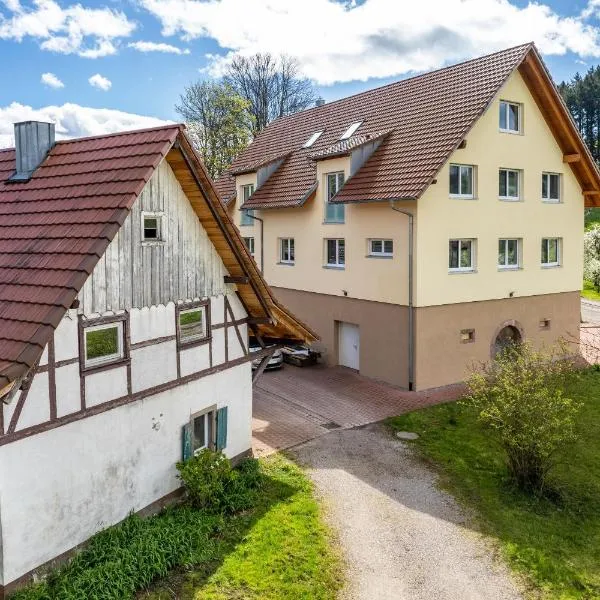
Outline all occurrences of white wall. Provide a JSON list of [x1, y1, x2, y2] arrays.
[[0, 363, 252, 585]]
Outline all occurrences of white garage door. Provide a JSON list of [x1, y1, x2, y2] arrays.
[[338, 322, 360, 371]]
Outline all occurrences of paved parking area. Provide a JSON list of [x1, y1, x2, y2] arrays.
[[252, 365, 464, 456]]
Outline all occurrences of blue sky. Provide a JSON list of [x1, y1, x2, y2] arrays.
[[1, 0, 600, 145]]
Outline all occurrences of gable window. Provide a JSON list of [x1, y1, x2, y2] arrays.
[[325, 172, 345, 223], [499, 169, 520, 201], [340, 121, 362, 140], [142, 212, 164, 242], [243, 237, 255, 257], [191, 408, 215, 453], [449, 164, 474, 198], [541, 237, 561, 267], [240, 184, 255, 226], [498, 238, 520, 269], [499, 100, 521, 133], [303, 130, 324, 148], [177, 301, 210, 347], [279, 238, 295, 264], [449, 239, 475, 272], [325, 238, 345, 268], [84, 319, 125, 369], [368, 239, 393, 257], [542, 172, 561, 202]]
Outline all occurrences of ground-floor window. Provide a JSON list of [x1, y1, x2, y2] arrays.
[[243, 236, 255, 257], [182, 406, 229, 461], [325, 238, 345, 268]]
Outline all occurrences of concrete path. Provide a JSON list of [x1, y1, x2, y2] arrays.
[[581, 298, 600, 325], [291, 424, 524, 600]]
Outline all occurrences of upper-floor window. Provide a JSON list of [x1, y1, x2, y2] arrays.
[[303, 130, 324, 148], [368, 239, 393, 257], [84, 319, 125, 369], [449, 239, 475, 272], [499, 169, 521, 201], [177, 302, 210, 347], [279, 238, 295, 264], [240, 184, 255, 226], [142, 212, 165, 242], [542, 173, 561, 202], [340, 121, 362, 140], [498, 238, 521, 269], [449, 164, 474, 198], [499, 100, 521, 133], [243, 236, 255, 257], [325, 238, 345, 268], [325, 172, 345, 223], [541, 237, 561, 267]]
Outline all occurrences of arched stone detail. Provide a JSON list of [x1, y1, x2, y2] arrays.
[[490, 319, 525, 358]]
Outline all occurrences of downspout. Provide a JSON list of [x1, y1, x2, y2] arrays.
[[390, 201, 414, 391], [247, 213, 264, 275]]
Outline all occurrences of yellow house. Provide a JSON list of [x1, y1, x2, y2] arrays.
[[215, 43, 600, 391]]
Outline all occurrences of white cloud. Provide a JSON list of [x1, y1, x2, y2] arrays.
[[0, 0, 135, 58], [128, 40, 190, 54], [0, 101, 173, 148], [139, 0, 600, 85], [41, 71, 63, 89], [88, 73, 112, 91]]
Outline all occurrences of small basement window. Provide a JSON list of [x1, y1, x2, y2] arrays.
[[340, 121, 362, 140], [460, 329, 475, 343], [142, 212, 164, 242], [84, 321, 125, 368], [192, 409, 215, 453], [303, 130, 324, 148], [178, 303, 209, 345]]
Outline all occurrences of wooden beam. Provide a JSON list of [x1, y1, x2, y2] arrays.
[[252, 348, 277, 384], [224, 275, 249, 284], [247, 317, 271, 325], [583, 190, 600, 196], [563, 153, 581, 163]]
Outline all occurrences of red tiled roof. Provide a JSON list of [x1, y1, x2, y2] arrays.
[[217, 43, 533, 209], [0, 125, 181, 389]]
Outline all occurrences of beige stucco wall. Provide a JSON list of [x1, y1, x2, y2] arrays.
[[415, 70, 585, 307], [234, 173, 261, 264]]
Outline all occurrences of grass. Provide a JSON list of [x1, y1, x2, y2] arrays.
[[581, 279, 600, 301], [140, 454, 342, 600], [387, 369, 600, 599]]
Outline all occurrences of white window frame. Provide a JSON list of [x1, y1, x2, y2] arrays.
[[325, 171, 345, 223], [303, 130, 324, 148], [141, 211, 165, 243], [178, 304, 209, 345], [541, 237, 561, 268], [498, 169, 521, 201], [279, 237, 295, 264], [498, 238, 521, 270], [325, 238, 345, 268], [542, 172, 561, 203], [240, 184, 255, 226], [340, 121, 362, 140], [368, 239, 393, 257], [243, 236, 255, 257], [499, 100, 522, 134], [449, 164, 474, 199], [449, 238, 475, 272], [84, 321, 124, 368], [191, 407, 216, 454]]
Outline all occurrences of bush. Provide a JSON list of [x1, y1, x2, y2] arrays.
[[584, 225, 600, 290], [176, 449, 262, 514], [466, 341, 582, 495]]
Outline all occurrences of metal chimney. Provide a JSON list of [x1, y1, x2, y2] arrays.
[[10, 121, 55, 181]]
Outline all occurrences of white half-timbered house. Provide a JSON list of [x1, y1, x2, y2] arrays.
[[0, 121, 315, 596]]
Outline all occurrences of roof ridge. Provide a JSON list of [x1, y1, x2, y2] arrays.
[[55, 123, 182, 146]]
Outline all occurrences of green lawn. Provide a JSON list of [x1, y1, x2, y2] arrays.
[[141, 455, 342, 600], [387, 369, 600, 600], [582, 280, 600, 301]]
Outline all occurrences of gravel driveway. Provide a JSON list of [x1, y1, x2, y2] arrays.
[[290, 424, 523, 600]]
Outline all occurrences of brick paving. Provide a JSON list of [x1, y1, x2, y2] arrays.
[[252, 365, 465, 456]]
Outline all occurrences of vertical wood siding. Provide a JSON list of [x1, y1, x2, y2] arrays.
[[79, 159, 227, 313]]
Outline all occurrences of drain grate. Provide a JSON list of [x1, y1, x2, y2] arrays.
[[321, 421, 341, 430]]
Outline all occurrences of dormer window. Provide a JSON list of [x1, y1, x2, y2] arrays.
[[340, 121, 362, 140], [303, 130, 324, 148]]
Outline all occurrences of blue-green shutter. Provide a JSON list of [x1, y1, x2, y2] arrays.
[[182, 423, 193, 461], [216, 407, 228, 451]]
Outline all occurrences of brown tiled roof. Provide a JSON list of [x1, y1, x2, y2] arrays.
[[0, 125, 316, 392], [218, 43, 534, 209]]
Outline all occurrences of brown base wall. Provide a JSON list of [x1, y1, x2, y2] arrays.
[[271, 287, 410, 388], [414, 291, 581, 390], [0, 447, 253, 599]]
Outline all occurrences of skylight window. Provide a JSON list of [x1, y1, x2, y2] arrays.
[[340, 121, 362, 140], [303, 130, 324, 148]]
